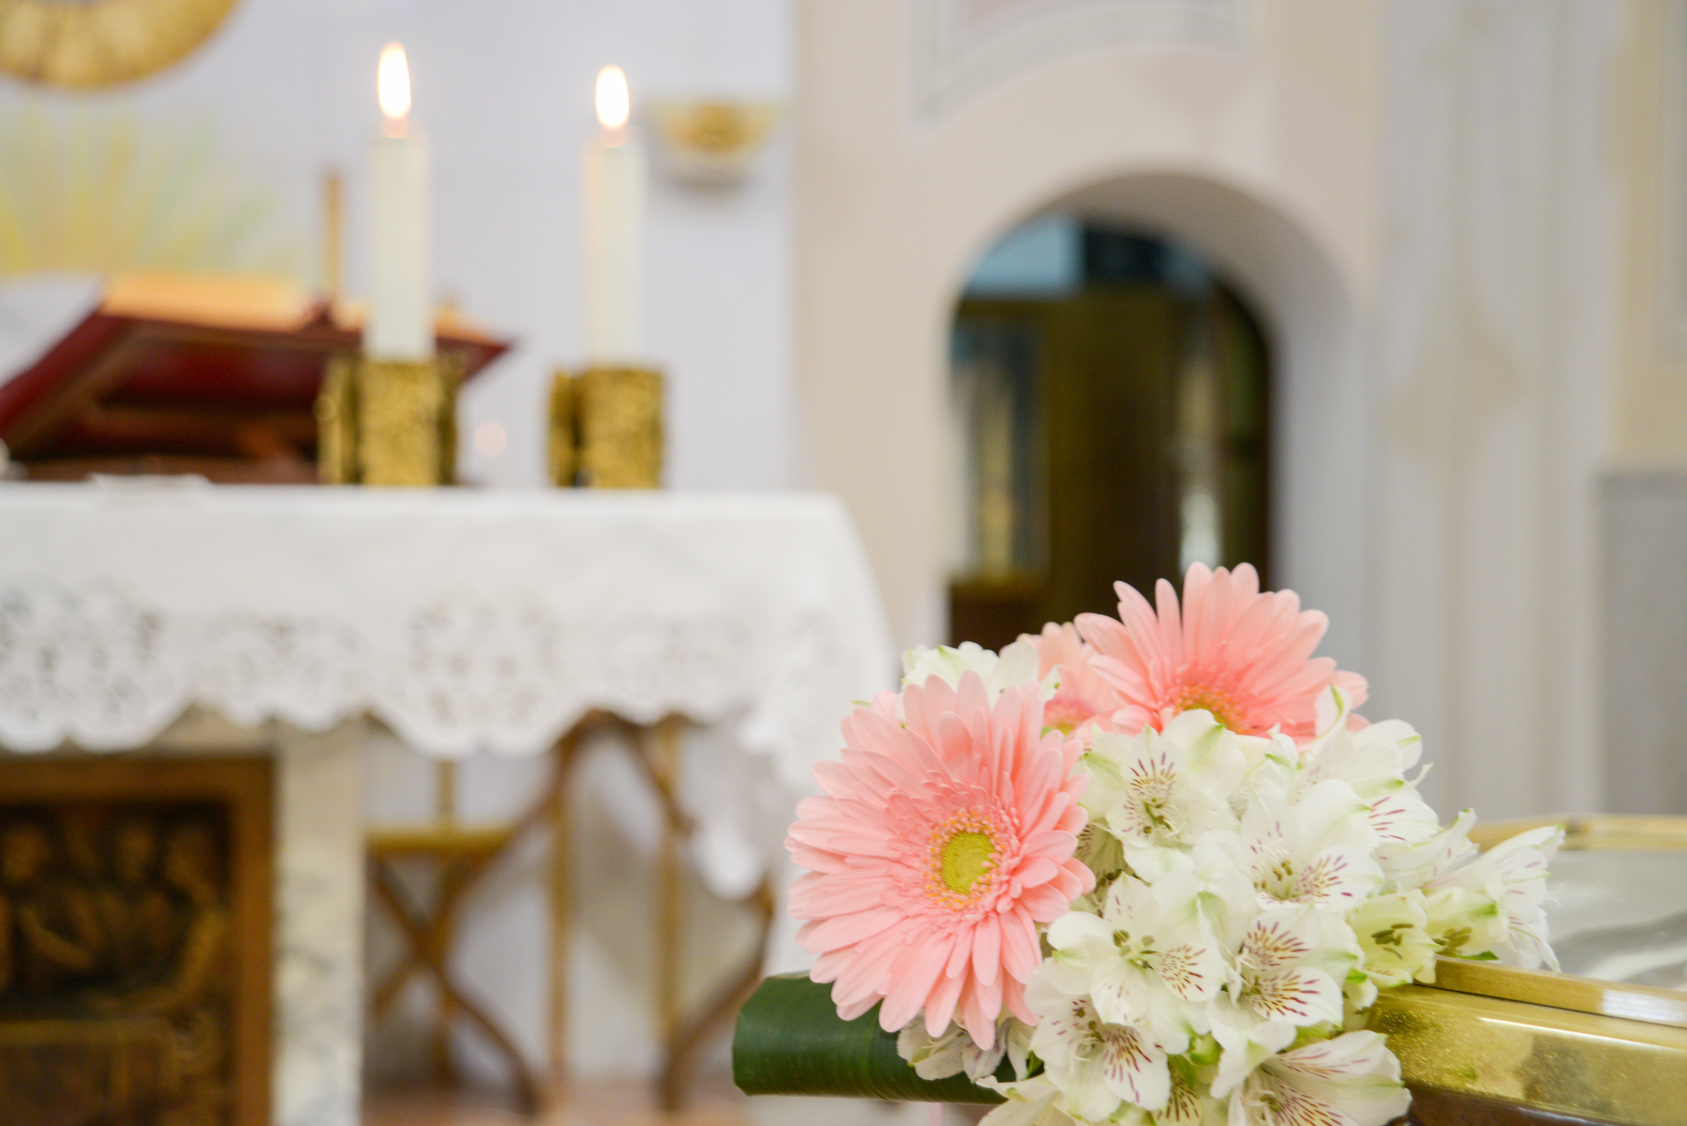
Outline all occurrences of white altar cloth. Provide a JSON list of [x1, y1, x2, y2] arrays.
[[0, 481, 895, 892]]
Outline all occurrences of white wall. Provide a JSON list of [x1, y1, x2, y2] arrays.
[[1371, 0, 1619, 817]]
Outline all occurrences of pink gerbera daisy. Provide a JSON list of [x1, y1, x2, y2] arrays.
[[1026, 621, 1116, 735], [1076, 562, 1366, 744], [785, 673, 1092, 1048]]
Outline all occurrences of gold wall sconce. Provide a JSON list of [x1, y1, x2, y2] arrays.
[[645, 101, 780, 187]]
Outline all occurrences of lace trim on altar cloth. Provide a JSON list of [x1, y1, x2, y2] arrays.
[[0, 577, 875, 896], [0, 579, 857, 760]]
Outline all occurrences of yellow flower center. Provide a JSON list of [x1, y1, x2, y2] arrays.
[[941, 831, 994, 895], [1173, 682, 1245, 732], [925, 811, 1003, 910]]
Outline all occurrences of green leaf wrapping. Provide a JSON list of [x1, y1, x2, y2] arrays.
[[732, 974, 1007, 1104]]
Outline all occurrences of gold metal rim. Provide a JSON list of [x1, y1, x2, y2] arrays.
[[1428, 956, 1687, 1029], [1468, 812, 1687, 850], [1370, 983, 1687, 1126]]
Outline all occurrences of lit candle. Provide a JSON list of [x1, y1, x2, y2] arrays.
[[582, 65, 647, 364], [366, 43, 432, 361]]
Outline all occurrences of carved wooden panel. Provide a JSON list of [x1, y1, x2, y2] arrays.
[[0, 756, 272, 1126]]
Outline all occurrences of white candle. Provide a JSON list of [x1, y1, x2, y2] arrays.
[[582, 65, 647, 364], [367, 43, 433, 361]]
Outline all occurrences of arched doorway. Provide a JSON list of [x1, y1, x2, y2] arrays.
[[800, 165, 1371, 660], [946, 218, 1271, 649]]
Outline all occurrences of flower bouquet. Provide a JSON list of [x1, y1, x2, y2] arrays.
[[733, 564, 1562, 1125]]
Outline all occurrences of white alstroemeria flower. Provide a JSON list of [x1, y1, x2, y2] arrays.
[[1298, 691, 1441, 849], [1236, 729, 1300, 795], [1310, 682, 1360, 742], [978, 1075, 1084, 1126], [1427, 824, 1564, 970], [1359, 785, 1444, 854], [1345, 891, 1438, 1008], [1195, 780, 1383, 912], [1157, 1058, 1230, 1126], [1074, 821, 1126, 888], [1081, 711, 1246, 864], [897, 1015, 1030, 1083], [897, 1020, 975, 1081], [1025, 972, 1172, 1120], [1045, 874, 1225, 1049], [1209, 905, 1357, 1097], [1208, 1002, 1297, 1101], [902, 639, 1050, 701], [1226, 1031, 1410, 1126], [1376, 808, 1479, 893], [1419, 884, 1506, 964], [1299, 713, 1420, 799]]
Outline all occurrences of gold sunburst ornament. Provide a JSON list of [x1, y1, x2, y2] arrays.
[[0, 0, 239, 89]]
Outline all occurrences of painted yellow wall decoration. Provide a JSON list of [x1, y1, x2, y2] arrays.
[[0, 0, 238, 88], [0, 111, 304, 279]]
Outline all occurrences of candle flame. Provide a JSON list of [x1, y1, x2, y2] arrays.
[[596, 65, 630, 133], [378, 43, 411, 134]]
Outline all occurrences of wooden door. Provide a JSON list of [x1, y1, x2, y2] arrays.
[[948, 283, 1269, 649]]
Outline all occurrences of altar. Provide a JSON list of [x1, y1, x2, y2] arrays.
[[0, 481, 894, 1126]]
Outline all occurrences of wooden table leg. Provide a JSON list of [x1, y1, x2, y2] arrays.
[[432, 857, 463, 1087], [652, 716, 685, 1058], [547, 720, 589, 1101], [368, 858, 540, 1109], [433, 756, 461, 1090], [540, 711, 783, 1114], [657, 876, 777, 1112], [368, 739, 574, 1115]]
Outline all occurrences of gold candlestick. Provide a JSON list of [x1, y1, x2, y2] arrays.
[[548, 370, 579, 487], [315, 353, 359, 484], [576, 366, 662, 489], [314, 353, 462, 486]]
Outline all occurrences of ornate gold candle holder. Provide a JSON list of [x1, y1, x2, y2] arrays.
[[548, 369, 579, 487], [314, 353, 461, 486], [316, 354, 360, 484], [575, 366, 663, 489]]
